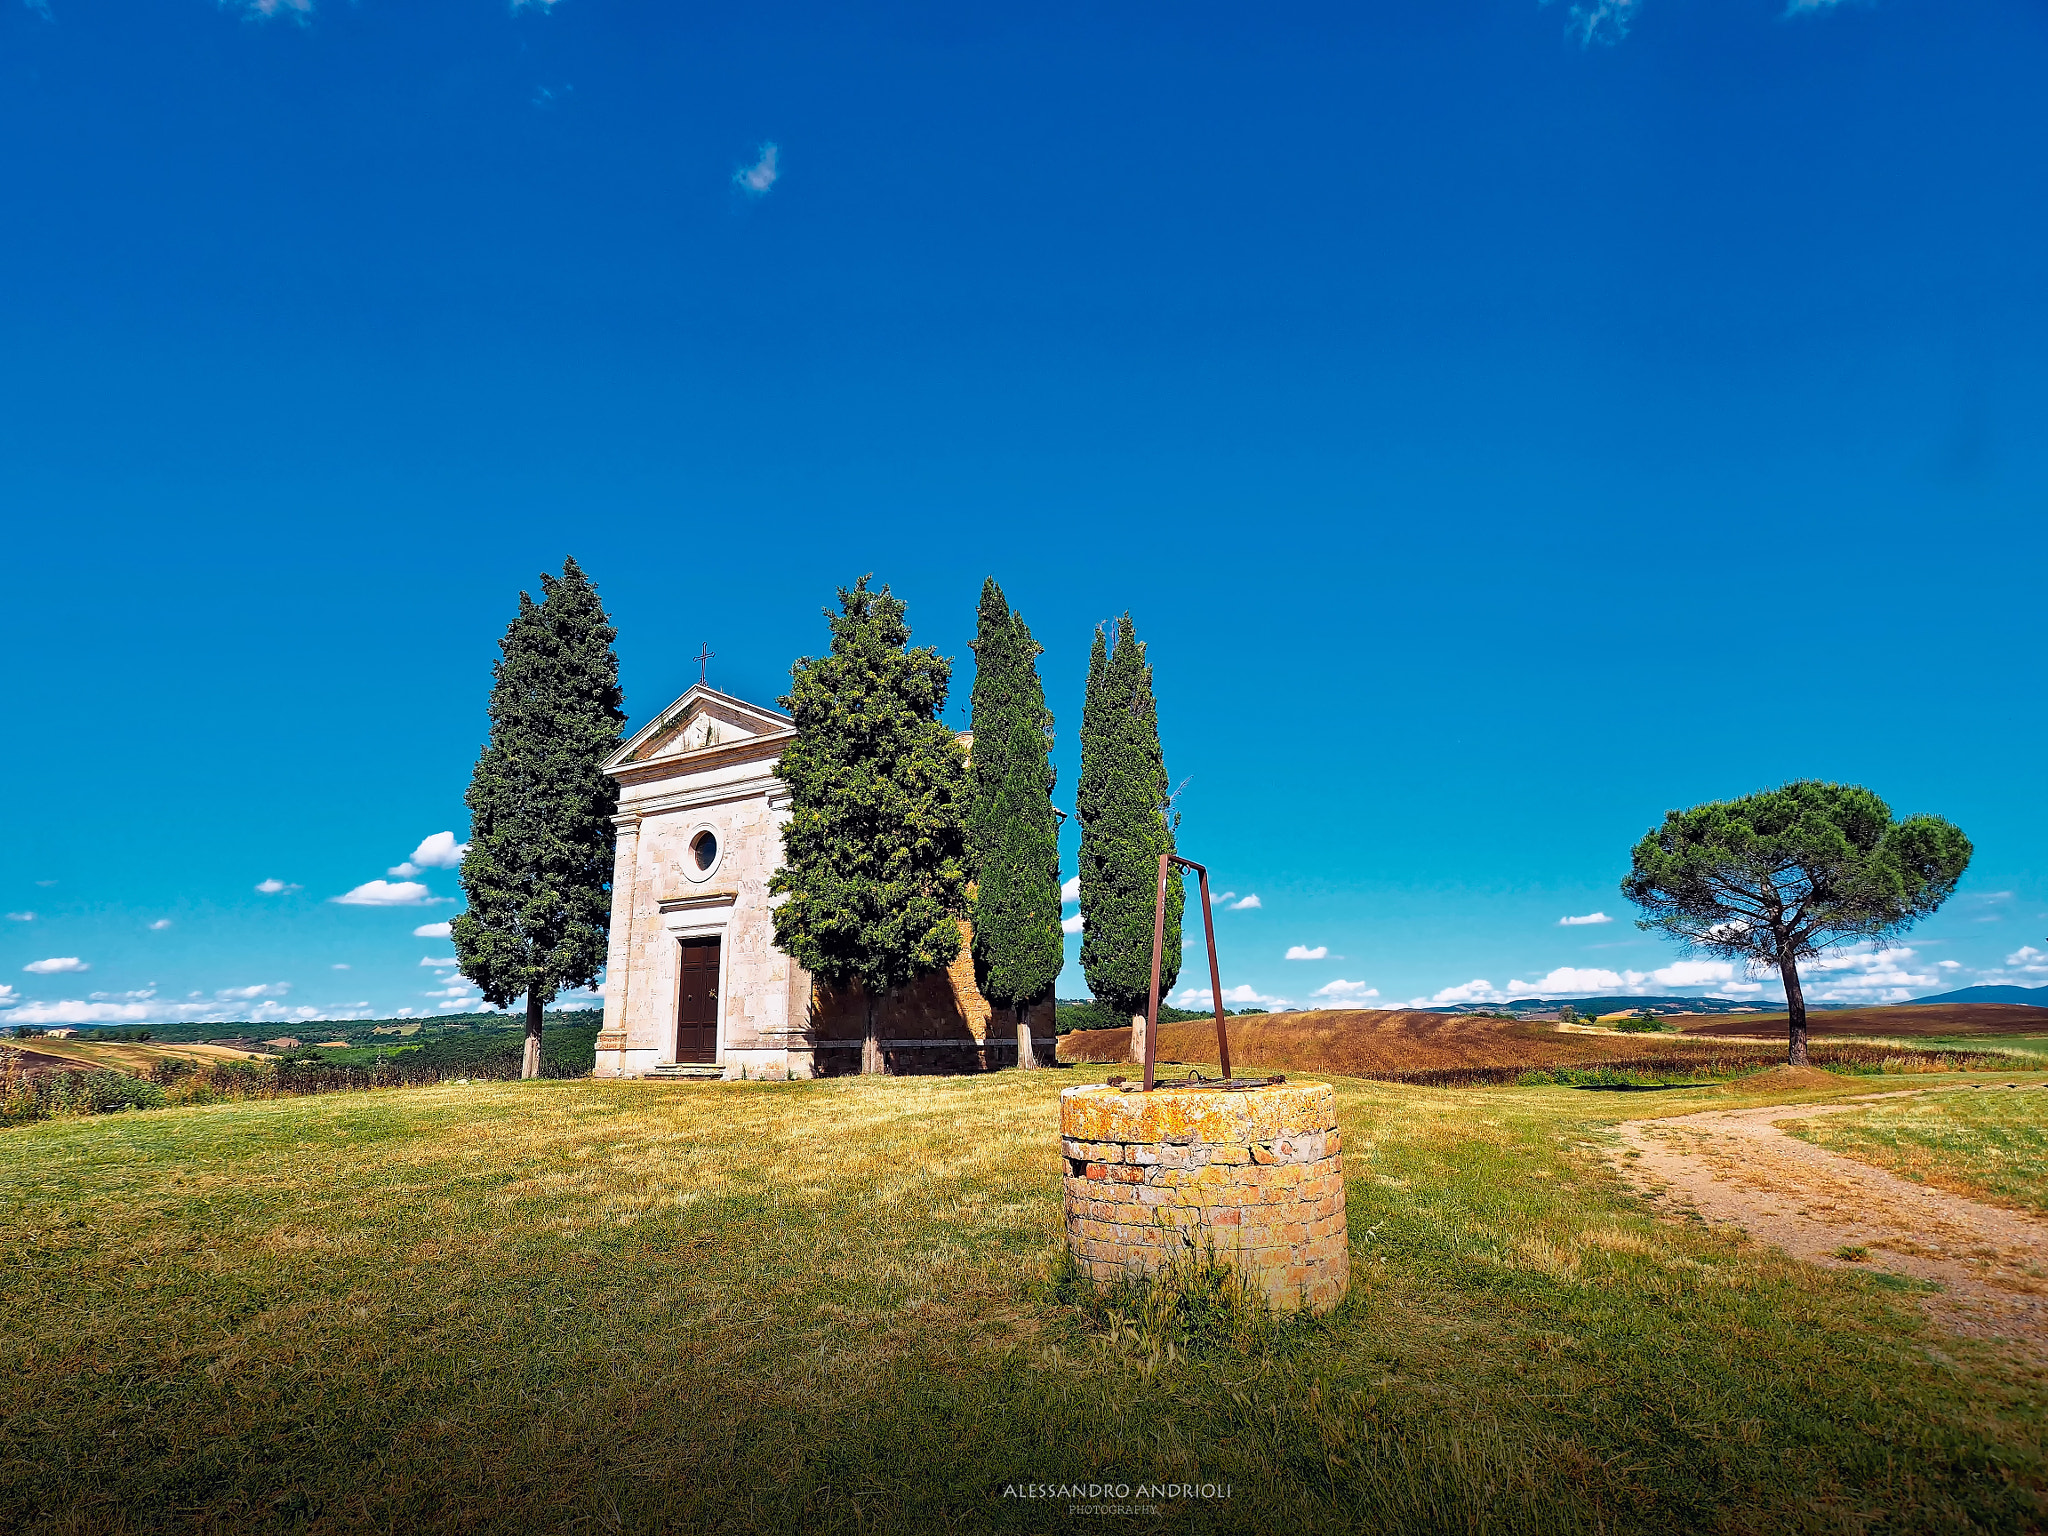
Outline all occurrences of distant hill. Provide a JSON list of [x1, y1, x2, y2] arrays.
[[1426, 995, 1799, 1017], [24, 1008, 601, 1047], [1903, 985, 2048, 1008]]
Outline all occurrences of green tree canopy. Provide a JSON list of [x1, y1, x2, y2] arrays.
[[770, 577, 969, 1075], [966, 578, 1063, 1066], [1622, 780, 1971, 1065], [1077, 614, 1180, 1047], [454, 557, 626, 1078]]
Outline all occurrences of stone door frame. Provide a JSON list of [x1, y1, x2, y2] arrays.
[[661, 909, 732, 1066]]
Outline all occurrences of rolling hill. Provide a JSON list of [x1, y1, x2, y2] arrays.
[[1677, 1002, 2048, 1038], [1903, 985, 2048, 1007]]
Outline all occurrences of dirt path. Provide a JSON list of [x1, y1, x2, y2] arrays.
[[1615, 1085, 2048, 1358]]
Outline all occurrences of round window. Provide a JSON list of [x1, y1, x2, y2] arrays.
[[680, 824, 724, 884]]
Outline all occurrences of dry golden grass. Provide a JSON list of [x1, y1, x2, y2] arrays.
[[1785, 1087, 2048, 1214], [2, 1068, 2044, 1533], [13, 1037, 262, 1073]]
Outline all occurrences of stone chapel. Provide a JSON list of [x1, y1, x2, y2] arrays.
[[592, 682, 1056, 1079]]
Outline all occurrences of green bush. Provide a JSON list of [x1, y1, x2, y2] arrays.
[[1, 1067, 167, 1125], [1516, 1070, 1556, 1086], [400, 1021, 599, 1076]]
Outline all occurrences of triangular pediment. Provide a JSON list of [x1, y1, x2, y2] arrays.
[[603, 684, 792, 774]]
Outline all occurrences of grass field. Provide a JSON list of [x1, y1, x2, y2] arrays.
[[1784, 1088, 2048, 1215], [3, 1066, 2046, 1533]]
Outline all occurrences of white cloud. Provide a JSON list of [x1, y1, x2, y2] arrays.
[[1285, 945, 1328, 961], [513, 0, 565, 9], [1312, 979, 1380, 1002], [735, 142, 780, 196], [5, 911, 33, 922], [1938, 960, 1962, 971], [419, 955, 460, 968], [1060, 876, 1080, 904], [1170, 983, 1291, 1011], [1548, 0, 1641, 46], [413, 921, 453, 939], [4, 999, 154, 1024], [1802, 944, 1939, 1003], [147, 918, 173, 931], [390, 831, 468, 877], [1061, 912, 1084, 935], [1227, 895, 1261, 911], [1428, 979, 1507, 1005], [1552, 0, 1849, 45], [227, 0, 314, 21], [255, 878, 301, 895], [23, 957, 88, 975], [332, 963, 351, 970], [1508, 966, 1626, 995], [1559, 912, 1612, 927], [1648, 960, 1737, 989], [1, 979, 310, 1026], [333, 880, 438, 907], [2004, 945, 2047, 972], [0, 984, 14, 1004]]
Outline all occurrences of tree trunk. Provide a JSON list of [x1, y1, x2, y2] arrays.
[[1127, 1010, 1147, 1066], [1778, 953, 1809, 1067], [521, 992, 543, 1080], [1015, 1004, 1037, 1070], [862, 991, 885, 1076]]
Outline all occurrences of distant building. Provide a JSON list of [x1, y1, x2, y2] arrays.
[[596, 683, 1052, 1080], [43, 1027, 79, 1039], [263, 1037, 301, 1050]]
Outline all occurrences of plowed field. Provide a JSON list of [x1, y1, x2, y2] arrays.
[[1676, 1003, 2048, 1037], [1056, 1009, 1757, 1074]]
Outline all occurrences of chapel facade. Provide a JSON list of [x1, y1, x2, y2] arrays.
[[593, 683, 1056, 1079]]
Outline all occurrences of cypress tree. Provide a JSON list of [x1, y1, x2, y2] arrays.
[[1076, 613, 1180, 1062], [771, 577, 969, 1075], [967, 578, 1063, 1069], [454, 557, 626, 1079]]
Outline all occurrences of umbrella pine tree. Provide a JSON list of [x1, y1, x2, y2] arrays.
[[1623, 781, 1971, 1065]]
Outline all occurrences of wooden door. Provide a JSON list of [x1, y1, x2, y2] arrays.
[[675, 938, 721, 1063]]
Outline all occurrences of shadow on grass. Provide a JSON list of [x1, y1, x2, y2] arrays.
[[1569, 1083, 1717, 1093]]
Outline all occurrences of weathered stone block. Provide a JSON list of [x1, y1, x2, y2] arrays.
[[1058, 1081, 1348, 1314]]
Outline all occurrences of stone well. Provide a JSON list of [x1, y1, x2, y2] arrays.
[[1058, 1080, 1349, 1312]]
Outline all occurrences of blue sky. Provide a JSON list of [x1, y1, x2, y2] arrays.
[[3, 0, 2043, 1029]]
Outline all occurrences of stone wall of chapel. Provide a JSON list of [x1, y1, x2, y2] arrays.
[[601, 720, 1055, 1075], [613, 787, 792, 1058]]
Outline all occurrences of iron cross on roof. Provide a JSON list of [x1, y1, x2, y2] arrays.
[[695, 644, 715, 685]]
